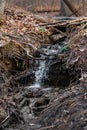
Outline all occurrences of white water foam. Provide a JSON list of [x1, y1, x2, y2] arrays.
[[34, 59, 46, 88], [29, 47, 58, 89], [28, 58, 46, 89]]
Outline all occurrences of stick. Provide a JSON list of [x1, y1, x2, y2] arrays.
[[0, 115, 10, 127]]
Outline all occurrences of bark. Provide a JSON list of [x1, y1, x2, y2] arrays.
[[82, 0, 85, 15], [63, 0, 80, 16], [60, 0, 72, 16], [0, 0, 6, 23]]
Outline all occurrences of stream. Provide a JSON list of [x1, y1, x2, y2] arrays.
[[27, 45, 59, 89], [4, 43, 70, 130], [29, 56, 46, 88], [0, 4, 86, 130]]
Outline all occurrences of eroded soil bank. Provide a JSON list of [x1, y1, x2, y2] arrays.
[[0, 7, 87, 130]]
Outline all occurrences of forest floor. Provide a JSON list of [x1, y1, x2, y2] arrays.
[[0, 6, 87, 130]]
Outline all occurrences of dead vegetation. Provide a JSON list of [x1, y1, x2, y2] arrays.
[[34, 18, 87, 130], [0, 4, 87, 130]]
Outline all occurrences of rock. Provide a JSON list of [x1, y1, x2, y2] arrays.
[[34, 98, 50, 107], [13, 93, 23, 104], [19, 98, 30, 109], [24, 86, 43, 98], [33, 97, 50, 115], [47, 61, 70, 87], [21, 106, 30, 121]]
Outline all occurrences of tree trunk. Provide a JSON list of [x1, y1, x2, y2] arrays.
[[63, 0, 80, 16], [60, 0, 72, 16], [0, 0, 5, 23], [82, 0, 85, 15]]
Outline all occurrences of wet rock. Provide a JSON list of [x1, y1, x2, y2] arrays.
[[33, 97, 50, 115], [20, 106, 30, 121], [47, 61, 70, 87], [24, 87, 43, 98], [13, 93, 23, 104], [34, 98, 50, 107], [44, 57, 81, 87]]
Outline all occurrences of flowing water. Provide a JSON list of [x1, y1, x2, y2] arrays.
[[28, 45, 59, 89], [31, 46, 60, 88], [4, 44, 65, 130], [32, 57, 46, 88], [28, 53, 47, 89]]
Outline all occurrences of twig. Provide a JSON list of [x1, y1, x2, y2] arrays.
[[0, 115, 10, 127], [4, 34, 52, 58], [51, 27, 67, 37], [37, 17, 87, 27]]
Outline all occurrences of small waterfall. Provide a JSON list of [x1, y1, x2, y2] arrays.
[[28, 54, 47, 89], [28, 46, 59, 89], [34, 58, 46, 88]]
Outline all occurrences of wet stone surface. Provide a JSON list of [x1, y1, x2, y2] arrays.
[[3, 85, 61, 129]]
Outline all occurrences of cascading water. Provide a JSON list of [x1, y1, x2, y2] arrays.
[[28, 46, 59, 89], [27, 53, 47, 89], [33, 58, 46, 88]]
